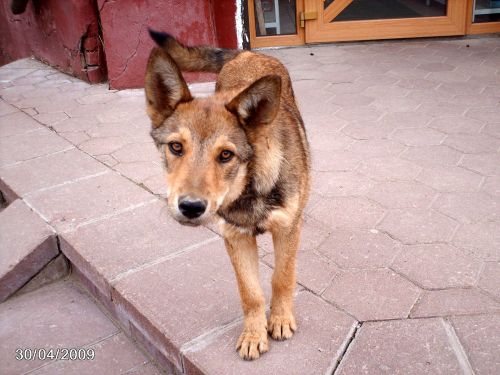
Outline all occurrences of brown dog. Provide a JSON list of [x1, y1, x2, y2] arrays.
[[145, 30, 310, 360]]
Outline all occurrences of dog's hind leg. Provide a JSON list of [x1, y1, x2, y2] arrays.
[[224, 229, 268, 360], [268, 219, 302, 340]]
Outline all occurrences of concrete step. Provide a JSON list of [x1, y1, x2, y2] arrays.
[[0, 279, 162, 374], [0, 199, 58, 302]]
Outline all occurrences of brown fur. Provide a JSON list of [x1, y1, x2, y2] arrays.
[[145, 31, 310, 360]]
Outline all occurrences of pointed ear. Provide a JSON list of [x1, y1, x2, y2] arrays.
[[225, 75, 281, 127], [145, 47, 192, 128]]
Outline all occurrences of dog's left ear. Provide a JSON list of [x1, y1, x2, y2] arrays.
[[145, 47, 192, 128], [226, 75, 281, 127]]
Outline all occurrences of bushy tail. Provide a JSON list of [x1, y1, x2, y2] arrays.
[[148, 29, 240, 73]]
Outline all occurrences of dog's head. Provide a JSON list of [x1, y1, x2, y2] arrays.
[[145, 48, 281, 226]]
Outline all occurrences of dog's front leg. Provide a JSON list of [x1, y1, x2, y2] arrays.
[[224, 231, 268, 360], [268, 220, 301, 340]]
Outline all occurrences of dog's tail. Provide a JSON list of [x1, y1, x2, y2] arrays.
[[149, 29, 240, 73]]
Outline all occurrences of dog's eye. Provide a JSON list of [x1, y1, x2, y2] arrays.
[[168, 142, 183, 156], [219, 150, 234, 163]]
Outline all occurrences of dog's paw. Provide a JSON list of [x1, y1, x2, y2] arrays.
[[236, 327, 269, 360], [268, 313, 297, 341]]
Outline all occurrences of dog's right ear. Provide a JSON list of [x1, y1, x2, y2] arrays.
[[145, 48, 192, 128]]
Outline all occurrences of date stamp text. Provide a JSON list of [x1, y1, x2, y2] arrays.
[[15, 348, 95, 361]]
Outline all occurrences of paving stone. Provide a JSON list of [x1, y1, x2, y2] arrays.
[[311, 170, 374, 197], [183, 292, 357, 375], [392, 244, 482, 289], [437, 81, 486, 96], [142, 172, 169, 196], [363, 84, 409, 98], [417, 101, 467, 117], [310, 149, 362, 172], [416, 165, 483, 192], [401, 145, 463, 167], [451, 314, 500, 375], [481, 122, 500, 139], [466, 107, 500, 123], [427, 71, 471, 83], [478, 262, 500, 299], [396, 77, 440, 90], [25, 172, 155, 232], [444, 133, 500, 154], [0, 127, 72, 167], [308, 196, 385, 229], [390, 127, 446, 146], [357, 157, 421, 182], [303, 112, 348, 133], [367, 181, 437, 209], [341, 120, 392, 140], [60, 131, 90, 146], [322, 268, 420, 321], [0, 99, 19, 116], [263, 249, 339, 295], [336, 106, 384, 122], [33, 112, 69, 126], [451, 93, 499, 107], [433, 192, 499, 223], [114, 161, 162, 184], [452, 222, 500, 261], [417, 62, 455, 72], [30, 332, 150, 375], [0, 111, 43, 137], [371, 96, 421, 112], [411, 289, 500, 318], [329, 93, 375, 107], [308, 131, 354, 152], [112, 142, 160, 163], [482, 175, 500, 198], [0, 148, 107, 196], [317, 229, 400, 269], [0, 200, 57, 302], [336, 319, 463, 375], [378, 208, 457, 244], [14, 254, 69, 297], [0, 281, 119, 375], [51, 116, 99, 133], [112, 239, 273, 370], [460, 153, 500, 176], [79, 136, 131, 156], [61, 199, 216, 296], [346, 139, 406, 159]]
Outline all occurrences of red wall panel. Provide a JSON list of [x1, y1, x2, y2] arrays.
[[98, 0, 232, 89], [0, 0, 105, 82]]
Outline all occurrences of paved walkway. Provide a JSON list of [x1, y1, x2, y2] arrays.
[[1, 35, 499, 374], [0, 279, 162, 375]]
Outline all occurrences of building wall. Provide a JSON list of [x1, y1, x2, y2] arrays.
[[99, 0, 224, 88], [0, 0, 106, 83], [0, 0, 239, 88]]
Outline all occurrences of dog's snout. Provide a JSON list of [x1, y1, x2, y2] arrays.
[[178, 197, 207, 219]]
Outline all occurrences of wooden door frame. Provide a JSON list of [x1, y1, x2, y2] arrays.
[[248, 0, 305, 48], [246, 1, 499, 48], [304, 0, 468, 43], [466, 0, 500, 34]]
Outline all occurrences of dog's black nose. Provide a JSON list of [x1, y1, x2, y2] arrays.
[[178, 197, 207, 219]]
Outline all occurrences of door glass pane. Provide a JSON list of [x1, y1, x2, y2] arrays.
[[254, 0, 297, 36], [324, 0, 447, 22], [473, 0, 500, 23]]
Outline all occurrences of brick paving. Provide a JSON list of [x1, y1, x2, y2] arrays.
[[0, 35, 499, 374], [0, 280, 162, 374]]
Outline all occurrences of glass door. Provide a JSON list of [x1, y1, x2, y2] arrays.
[[248, 0, 304, 47], [467, 0, 500, 33], [304, 0, 468, 43]]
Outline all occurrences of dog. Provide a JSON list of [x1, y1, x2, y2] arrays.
[[145, 29, 310, 360]]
